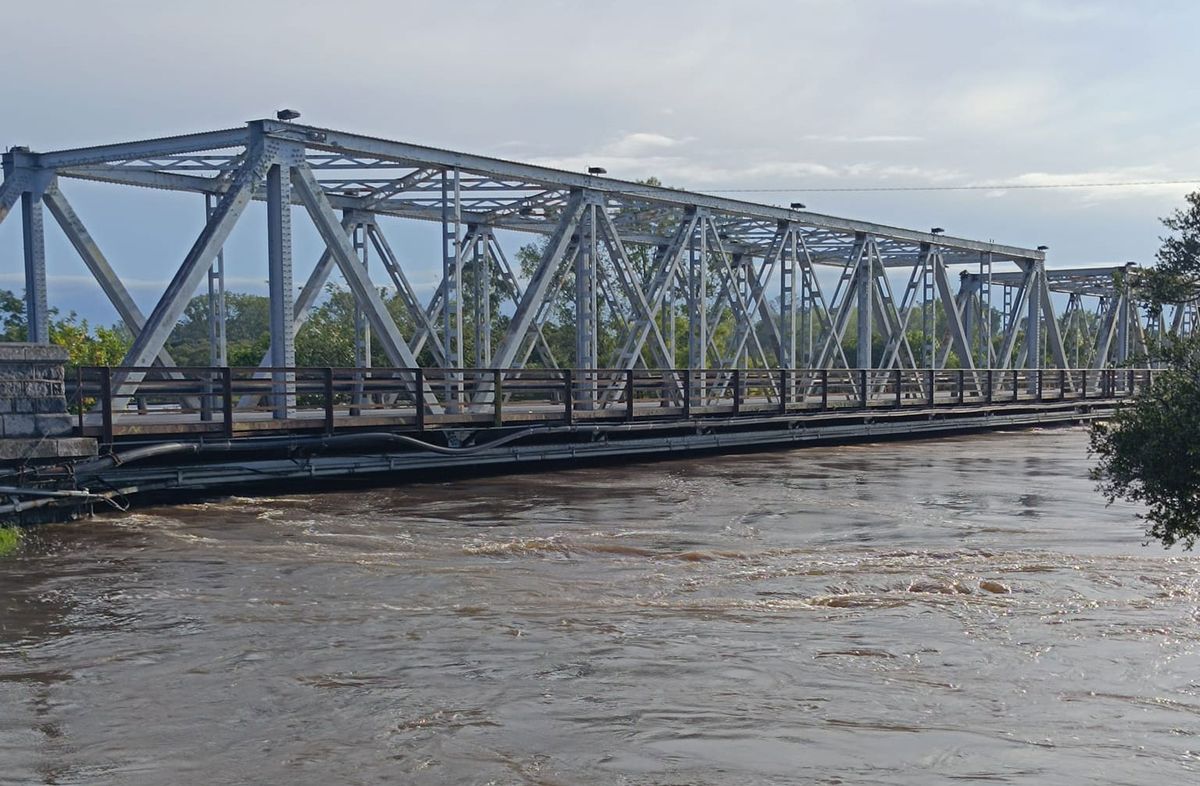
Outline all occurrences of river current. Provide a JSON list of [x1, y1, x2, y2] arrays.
[[1, 428, 1198, 784]]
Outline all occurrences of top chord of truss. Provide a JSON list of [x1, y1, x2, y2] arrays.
[[6, 119, 1044, 266]]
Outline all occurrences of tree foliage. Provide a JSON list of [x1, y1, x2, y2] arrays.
[[1091, 338, 1200, 548], [1134, 191, 1200, 306], [0, 290, 131, 365], [1091, 190, 1200, 548]]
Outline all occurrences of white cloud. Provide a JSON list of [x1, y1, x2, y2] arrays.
[[800, 134, 923, 144], [602, 132, 684, 157], [978, 167, 1196, 203]]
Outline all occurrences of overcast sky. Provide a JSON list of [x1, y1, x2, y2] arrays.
[[3, 0, 1199, 322]]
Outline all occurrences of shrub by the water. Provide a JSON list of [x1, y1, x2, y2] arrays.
[[0, 526, 22, 556]]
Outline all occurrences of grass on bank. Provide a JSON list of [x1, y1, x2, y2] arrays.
[[0, 526, 22, 556]]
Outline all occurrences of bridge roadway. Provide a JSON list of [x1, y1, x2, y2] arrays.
[[70, 365, 1150, 441], [0, 364, 1150, 522]]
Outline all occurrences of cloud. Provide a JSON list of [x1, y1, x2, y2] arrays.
[[601, 132, 684, 157], [800, 134, 923, 144], [529, 131, 962, 189], [977, 167, 1196, 203]]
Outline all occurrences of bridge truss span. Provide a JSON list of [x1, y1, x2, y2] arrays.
[[0, 119, 1185, 421]]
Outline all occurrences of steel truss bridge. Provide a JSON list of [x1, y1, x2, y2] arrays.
[[0, 119, 1187, 437]]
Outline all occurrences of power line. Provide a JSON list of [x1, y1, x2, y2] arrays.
[[698, 179, 1200, 194]]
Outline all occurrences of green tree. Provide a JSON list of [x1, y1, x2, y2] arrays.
[[1135, 191, 1200, 306], [1091, 190, 1200, 548], [1091, 338, 1200, 548], [166, 292, 271, 366], [0, 289, 131, 365]]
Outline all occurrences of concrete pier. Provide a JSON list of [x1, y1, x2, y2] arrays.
[[0, 344, 96, 463]]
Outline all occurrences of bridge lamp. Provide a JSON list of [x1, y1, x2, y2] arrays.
[[276, 108, 301, 121], [1037, 245, 1050, 251], [930, 227, 945, 235], [587, 166, 607, 175], [790, 202, 806, 210], [518, 207, 535, 217]]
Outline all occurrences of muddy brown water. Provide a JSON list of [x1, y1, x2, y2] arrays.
[[1, 428, 1198, 784]]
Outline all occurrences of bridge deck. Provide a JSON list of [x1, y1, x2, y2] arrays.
[[70, 365, 1151, 442], [0, 364, 1148, 524]]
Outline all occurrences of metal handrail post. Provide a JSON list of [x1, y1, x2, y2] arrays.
[[221, 367, 233, 438], [625, 369, 635, 421], [414, 368, 426, 431], [564, 369, 574, 425], [494, 369, 504, 427], [323, 367, 335, 435], [100, 366, 113, 445]]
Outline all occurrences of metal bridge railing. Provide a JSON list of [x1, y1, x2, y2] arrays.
[[67, 365, 1155, 445]]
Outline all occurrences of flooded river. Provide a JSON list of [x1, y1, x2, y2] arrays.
[[2, 428, 1198, 784]]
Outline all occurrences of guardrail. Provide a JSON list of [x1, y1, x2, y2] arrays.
[[67, 366, 1154, 444]]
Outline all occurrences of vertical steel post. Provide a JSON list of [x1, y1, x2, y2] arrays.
[[780, 224, 797, 369], [350, 218, 371, 416], [860, 369, 869, 408], [732, 369, 741, 415], [205, 194, 228, 367], [202, 194, 227, 424], [1026, 263, 1041, 393], [856, 235, 873, 370], [442, 169, 463, 410], [894, 367, 902, 408], [20, 189, 49, 344], [266, 162, 295, 419], [779, 369, 789, 414], [575, 203, 598, 409], [820, 369, 829, 410], [927, 368, 936, 407], [688, 216, 708, 400], [475, 230, 493, 368]]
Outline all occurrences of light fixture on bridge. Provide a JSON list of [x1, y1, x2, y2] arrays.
[[518, 206, 535, 217], [276, 108, 301, 121], [1037, 245, 1050, 251], [930, 227, 945, 235], [790, 202, 806, 210], [587, 166, 607, 175]]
